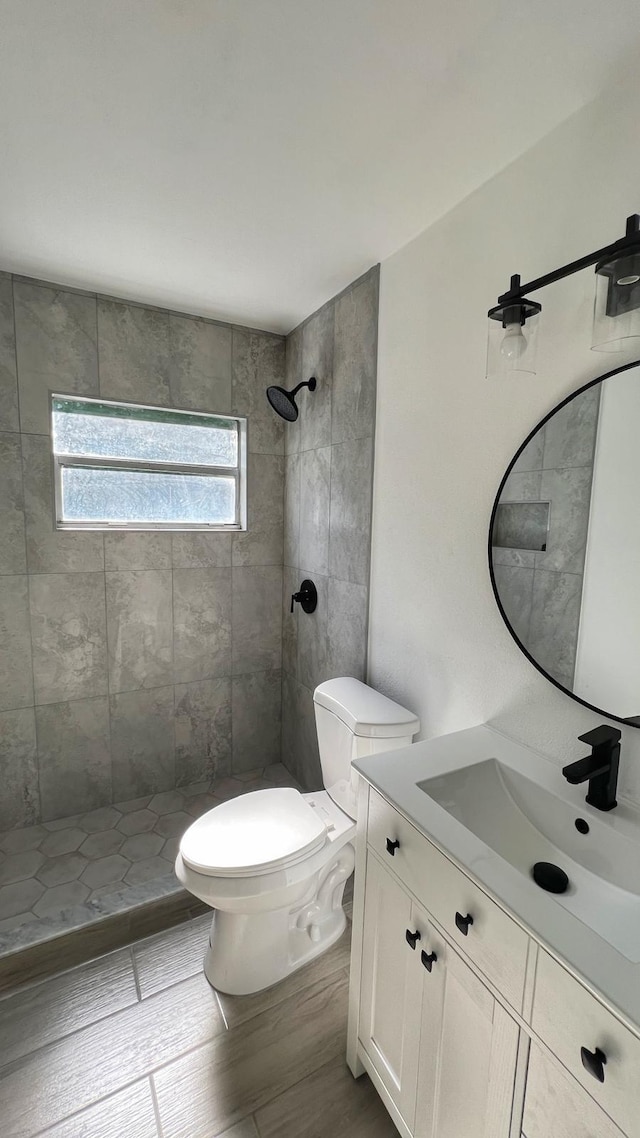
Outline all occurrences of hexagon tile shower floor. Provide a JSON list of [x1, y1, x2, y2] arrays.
[[0, 764, 299, 959]]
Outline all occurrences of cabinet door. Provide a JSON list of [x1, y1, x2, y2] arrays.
[[359, 851, 424, 1130], [414, 932, 520, 1138]]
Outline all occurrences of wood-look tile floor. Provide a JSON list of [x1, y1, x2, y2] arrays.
[[0, 907, 397, 1138]]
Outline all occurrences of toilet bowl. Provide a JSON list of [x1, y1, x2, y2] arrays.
[[176, 677, 419, 995]]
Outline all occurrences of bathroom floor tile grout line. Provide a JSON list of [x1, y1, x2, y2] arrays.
[[27, 1074, 161, 1138], [149, 1075, 165, 1138], [0, 944, 351, 1083], [130, 943, 142, 1001], [9, 965, 348, 1137], [0, 934, 350, 1082]]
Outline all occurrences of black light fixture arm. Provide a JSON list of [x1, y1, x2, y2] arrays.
[[491, 213, 640, 313]]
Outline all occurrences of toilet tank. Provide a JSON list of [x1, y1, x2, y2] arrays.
[[313, 678, 420, 819]]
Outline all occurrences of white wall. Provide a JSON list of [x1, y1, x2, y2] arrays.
[[368, 71, 640, 805], [574, 368, 640, 717]]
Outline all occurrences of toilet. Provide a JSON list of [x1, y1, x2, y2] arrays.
[[175, 677, 419, 995]]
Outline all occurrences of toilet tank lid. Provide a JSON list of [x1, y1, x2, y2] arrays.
[[313, 678, 420, 738]]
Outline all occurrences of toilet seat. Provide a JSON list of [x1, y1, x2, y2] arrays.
[[180, 787, 328, 878]]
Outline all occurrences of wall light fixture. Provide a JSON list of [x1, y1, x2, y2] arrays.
[[487, 213, 640, 377]]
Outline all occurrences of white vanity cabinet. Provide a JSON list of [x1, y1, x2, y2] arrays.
[[349, 782, 640, 1138]]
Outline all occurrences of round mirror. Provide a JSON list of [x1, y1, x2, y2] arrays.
[[489, 359, 640, 726]]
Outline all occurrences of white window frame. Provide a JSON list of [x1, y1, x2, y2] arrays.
[[51, 393, 247, 532]]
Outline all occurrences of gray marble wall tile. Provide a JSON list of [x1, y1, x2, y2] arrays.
[[175, 677, 232, 785], [173, 567, 232, 683], [232, 670, 282, 772], [511, 430, 545, 474], [295, 680, 322, 791], [171, 532, 233, 568], [528, 570, 583, 689], [331, 271, 378, 445], [284, 326, 302, 455], [301, 306, 334, 452], [284, 453, 301, 569], [282, 565, 299, 678], [110, 686, 175, 800], [232, 329, 285, 455], [327, 578, 368, 680], [328, 437, 373, 586], [29, 572, 108, 704], [297, 572, 328, 692], [232, 565, 283, 675], [0, 277, 18, 432], [232, 526, 283, 568], [280, 670, 299, 782], [98, 299, 170, 406], [168, 315, 232, 412], [106, 570, 173, 693], [299, 446, 330, 576], [493, 501, 549, 553], [537, 466, 593, 574], [13, 282, 99, 435], [491, 546, 536, 569], [36, 697, 111, 821], [542, 385, 600, 470], [232, 452, 284, 566], [22, 433, 104, 573], [0, 576, 34, 711], [492, 563, 534, 646], [0, 707, 39, 829], [104, 532, 172, 571], [500, 469, 543, 502], [0, 433, 26, 573]]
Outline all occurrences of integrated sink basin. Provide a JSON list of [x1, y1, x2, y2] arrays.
[[418, 757, 640, 962]]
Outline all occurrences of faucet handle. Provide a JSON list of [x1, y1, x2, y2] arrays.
[[578, 725, 621, 749]]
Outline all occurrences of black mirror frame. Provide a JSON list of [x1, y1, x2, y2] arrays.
[[488, 357, 640, 729]]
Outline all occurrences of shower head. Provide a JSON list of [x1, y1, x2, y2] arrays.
[[266, 377, 316, 421]]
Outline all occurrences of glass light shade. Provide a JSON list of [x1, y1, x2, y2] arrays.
[[486, 313, 539, 378], [592, 253, 640, 352]]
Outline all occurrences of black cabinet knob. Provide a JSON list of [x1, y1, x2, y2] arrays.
[[455, 911, 474, 936], [421, 949, 438, 972], [581, 1045, 607, 1083], [405, 928, 421, 950], [386, 838, 400, 856]]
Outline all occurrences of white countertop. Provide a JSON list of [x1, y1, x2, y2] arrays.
[[354, 723, 640, 1037]]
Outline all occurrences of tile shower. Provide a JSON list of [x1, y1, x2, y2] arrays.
[[0, 266, 379, 957], [492, 384, 601, 689]]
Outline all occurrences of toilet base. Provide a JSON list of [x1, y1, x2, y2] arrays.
[[203, 844, 354, 995]]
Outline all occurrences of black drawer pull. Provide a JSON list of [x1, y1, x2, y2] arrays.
[[455, 911, 474, 936], [386, 838, 400, 856], [421, 950, 438, 972], [405, 928, 421, 950], [581, 1045, 607, 1083]]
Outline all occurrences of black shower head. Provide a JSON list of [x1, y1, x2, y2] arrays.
[[266, 377, 316, 421]]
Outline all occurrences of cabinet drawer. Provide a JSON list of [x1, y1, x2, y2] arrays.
[[532, 949, 640, 1137], [367, 788, 529, 1011], [523, 1043, 624, 1138]]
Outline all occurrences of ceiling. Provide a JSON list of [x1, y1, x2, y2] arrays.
[[1, 0, 640, 333]]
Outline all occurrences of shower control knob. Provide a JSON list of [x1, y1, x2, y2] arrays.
[[290, 579, 318, 614]]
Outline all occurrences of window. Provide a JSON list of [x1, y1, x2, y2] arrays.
[[52, 395, 246, 531]]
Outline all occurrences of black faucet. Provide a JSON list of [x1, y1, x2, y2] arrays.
[[562, 725, 622, 812]]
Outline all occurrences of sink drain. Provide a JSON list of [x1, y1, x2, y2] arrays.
[[531, 861, 569, 894]]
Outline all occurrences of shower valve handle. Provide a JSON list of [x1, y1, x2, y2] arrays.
[[290, 579, 318, 615]]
